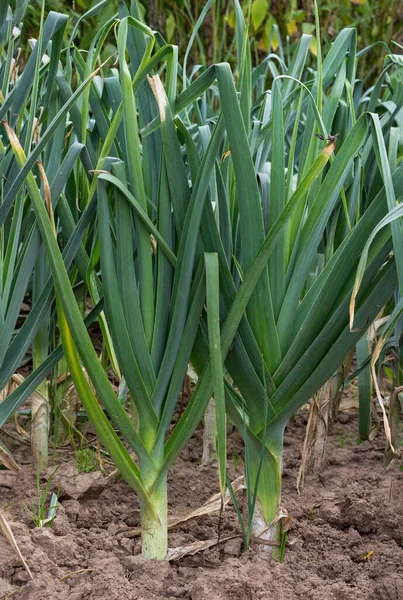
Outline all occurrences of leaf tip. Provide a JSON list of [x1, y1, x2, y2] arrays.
[[147, 74, 167, 122], [323, 141, 336, 157]]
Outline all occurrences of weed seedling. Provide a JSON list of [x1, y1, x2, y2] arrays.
[[24, 467, 59, 528], [75, 446, 99, 473], [335, 435, 346, 448]]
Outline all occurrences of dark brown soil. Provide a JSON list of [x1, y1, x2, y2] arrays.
[[1, 408, 403, 600]]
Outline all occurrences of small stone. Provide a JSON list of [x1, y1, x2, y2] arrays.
[[338, 413, 350, 424]]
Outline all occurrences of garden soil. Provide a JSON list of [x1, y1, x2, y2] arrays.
[[1, 403, 403, 599]]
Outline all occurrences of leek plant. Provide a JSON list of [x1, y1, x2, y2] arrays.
[[0, 1, 119, 462], [3, 4, 233, 558], [1, 0, 403, 562], [185, 10, 403, 546], [2, 0, 328, 558], [0, 1, 73, 468], [353, 66, 403, 451], [351, 198, 403, 462]]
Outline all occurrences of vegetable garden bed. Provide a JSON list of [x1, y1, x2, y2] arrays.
[[1, 409, 403, 600]]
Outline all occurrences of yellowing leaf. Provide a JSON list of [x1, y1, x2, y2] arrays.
[[263, 17, 278, 52], [271, 28, 279, 51], [286, 20, 298, 37], [252, 0, 269, 31], [310, 36, 317, 57], [227, 9, 236, 29], [259, 31, 268, 52]]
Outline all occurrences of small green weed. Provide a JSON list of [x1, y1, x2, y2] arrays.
[[75, 446, 99, 473], [24, 467, 59, 528], [335, 435, 346, 448], [335, 432, 359, 448]]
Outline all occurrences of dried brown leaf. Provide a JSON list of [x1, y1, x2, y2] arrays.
[[166, 534, 237, 561]]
